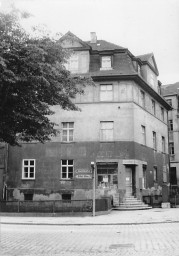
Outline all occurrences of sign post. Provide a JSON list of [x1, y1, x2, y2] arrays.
[[91, 162, 95, 217]]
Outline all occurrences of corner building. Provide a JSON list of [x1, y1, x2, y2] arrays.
[[6, 32, 171, 204]]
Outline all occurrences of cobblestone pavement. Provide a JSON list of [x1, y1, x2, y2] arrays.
[[1, 223, 179, 256]]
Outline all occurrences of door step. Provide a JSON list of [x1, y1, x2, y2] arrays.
[[113, 195, 152, 210]]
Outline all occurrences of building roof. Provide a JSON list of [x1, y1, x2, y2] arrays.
[[162, 82, 179, 96], [136, 53, 153, 62], [85, 40, 126, 51]]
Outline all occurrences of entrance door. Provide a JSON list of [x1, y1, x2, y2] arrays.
[[125, 167, 132, 195]]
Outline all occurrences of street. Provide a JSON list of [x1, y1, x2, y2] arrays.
[[1, 222, 179, 256]]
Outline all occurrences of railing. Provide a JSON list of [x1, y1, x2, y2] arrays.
[[0, 200, 92, 213], [0, 198, 112, 213], [169, 185, 179, 207], [142, 195, 162, 207]]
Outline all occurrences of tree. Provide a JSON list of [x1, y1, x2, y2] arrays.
[[0, 11, 94, 146]]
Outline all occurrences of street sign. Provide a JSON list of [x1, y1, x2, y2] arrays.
[[75, 174, 92, 179]]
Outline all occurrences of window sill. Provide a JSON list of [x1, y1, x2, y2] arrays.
[[21, 178, 35, 180], [61, 141, 75, 144], [59, 179, 74, 181], [100, 67, 113, 71]]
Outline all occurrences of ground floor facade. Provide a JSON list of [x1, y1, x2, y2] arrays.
[[3, 141, 170, 204]]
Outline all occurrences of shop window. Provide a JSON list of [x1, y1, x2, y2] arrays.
[[97, 163, 118, 188]]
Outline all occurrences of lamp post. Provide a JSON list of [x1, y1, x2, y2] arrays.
[[91, 162, 95, 217]]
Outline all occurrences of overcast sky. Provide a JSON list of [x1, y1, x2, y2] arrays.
[[1, 0, 179, 85]]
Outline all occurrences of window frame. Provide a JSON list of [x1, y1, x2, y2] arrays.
[[22, 159, 36, 180], [100, 121, 114, 141], [166, 99, 172, 107], [152, 131, 157, 150], [161, 107, 164, 121], [100, 84, 113, 101], [169, 120, 173, 131], [100, 56, 112, 70], [61, 160, 74, 179], [169, 142, 174, 155], [61, 122, 74, 142], [152, 99, 156, 115], [153, 166, 158, 182], [140, 90, 145, 108], [162, 136, 165, 153], [141, 125, 146, 145]]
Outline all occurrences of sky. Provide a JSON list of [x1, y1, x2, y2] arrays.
[[1, 0, 179, 85]]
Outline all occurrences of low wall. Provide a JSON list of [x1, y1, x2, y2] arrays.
[[0, 198, 111, 213]]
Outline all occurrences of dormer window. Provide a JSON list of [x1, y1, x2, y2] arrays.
[[137, 64, 141, 75], [100, 56, 112, 70]]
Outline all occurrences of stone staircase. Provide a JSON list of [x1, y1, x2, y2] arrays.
[[113, 194, 152, 210]]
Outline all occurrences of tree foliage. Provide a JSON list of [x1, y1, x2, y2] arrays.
[[0, 11, 93, 146]]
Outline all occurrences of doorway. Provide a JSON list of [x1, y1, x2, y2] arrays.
[[125, 165, 136, 196]]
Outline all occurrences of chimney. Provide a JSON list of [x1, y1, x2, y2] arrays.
[[90, 32, 97, 43]]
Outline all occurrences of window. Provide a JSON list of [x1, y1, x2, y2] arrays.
[[100, 56, 112, 70], [100, 121, 114, 141], [152, 100, 156, 115], [142, 165, 147, 189], [163, 166, 167, 183], [24, 194, 33, 201], [22, 159, 35, 179], [153, 166, 157, 182], [137, 64, 141, 75], [65, 54, 79, 73], [141, 125, 146, 145], [169, 142, 174, 155], [152, 131, 157, 150], [100, 85, 113, 101], [61, 160, 74, 179], [62, 194, 71, 201], [161, 107, 164, 121], [162, 136, 165, 153], [62, 122, 74, 142], [166, 99, 172, 107], [169, 120, 173, 131], [97, 163, 118, 188], [149, 73, 155, 86], [140, 90, 145, 108]]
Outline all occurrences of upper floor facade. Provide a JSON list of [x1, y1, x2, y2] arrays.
[[60, 31, 162, 95]]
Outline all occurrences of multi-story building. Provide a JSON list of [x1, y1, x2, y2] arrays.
[[162, 82, 179, 187], [4, 32, 171, 205]]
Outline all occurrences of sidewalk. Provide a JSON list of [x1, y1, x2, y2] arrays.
[[1, 208, 179, 225]]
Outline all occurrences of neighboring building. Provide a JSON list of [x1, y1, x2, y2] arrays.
[[162, 82, 179, 188], [4, 32, 171, 205]]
